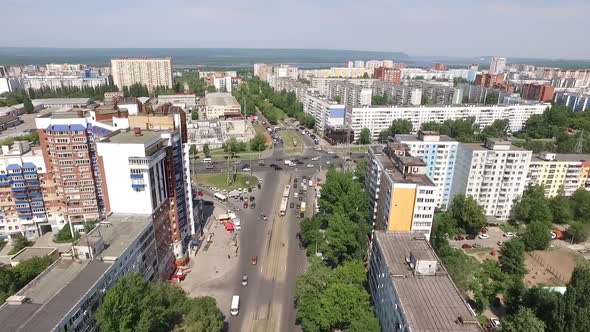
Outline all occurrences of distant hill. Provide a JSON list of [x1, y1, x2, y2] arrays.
[[0, 47, 409, 68]]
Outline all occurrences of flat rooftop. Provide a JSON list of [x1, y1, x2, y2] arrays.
[[101, 129, 161, 145], [374, 232, 481, 332], [205, 92, 240, 107], [372, 147, 434, 187], [0, 259, 111, 332], [0, 213, 152, 331], [532, 153, 590, 162], [79, 213, 151, 259], [11, 247, 56, 264], [34, 98, 92, 105], [396, 134, 457, 143]]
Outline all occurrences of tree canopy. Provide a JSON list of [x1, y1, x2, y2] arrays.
[[96, 274, 224, 332], [0, 256, 55, 304], [249, 133, 266, 152], [358, 128, 371, 144], [378, 119, 413, 143]]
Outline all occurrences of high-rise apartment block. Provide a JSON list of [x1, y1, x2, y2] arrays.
[[367, 144, 437, 239], [451, 139, 532, 219], [0, 141, 62, 239], [490, 57, 507, 74], [553, 91, 590, 112], [374, 67, 401, 84], [395, 132, 459, 208], [520, 83, 555, 102], [111, 57, 173, 91], [302, 93, 346, 133], [368, 232, 482, 332], [528, 152, 590, 197]]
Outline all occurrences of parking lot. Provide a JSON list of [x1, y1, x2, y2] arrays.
[[448, 226, 513, 253]]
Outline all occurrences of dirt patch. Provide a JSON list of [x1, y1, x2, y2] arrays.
[[524, 247, 578, 287]]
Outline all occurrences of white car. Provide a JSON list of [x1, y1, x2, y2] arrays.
[[307, 164, 314, 168], [326, 161, 331, 165], [490, 317, 501, 329], [242, 167, 251, 172], [478, 234, 490, 239], [504, 232, 515, 237], [294, 193, 299, 198], [327, 150, 335, 154], [311, 157, 319, 161]]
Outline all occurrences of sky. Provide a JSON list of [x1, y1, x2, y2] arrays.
[[2, 0, 589, 59]]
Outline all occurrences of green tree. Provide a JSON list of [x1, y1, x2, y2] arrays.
[[549, 194, 574, 224], [480, 119, 509, 140], [448, 195, 486, 235], [421, 121, 442, 132], [23, 97, 34, 114], [571, 188, 590, 222], [371, 94, 389, 106], [189, 145, 198, 159], [362, 72, 370, 79], [502, 307, 546, 332], [202, 144, 210, 157], [354, 159, 367, 184], [191, 110, 199, 121], [334, 95, 341, 103], [378, 119, 413, 142], [559, 265, 590, 332], [181, 297, 225, 332], [358, 128, 371, 144], [522, 221, 552, 251], [8, 235, 32, 255], [511, 186, 552, 225], [54, 223, 80, 243], [565, 222, 588, 243], [206, 86, 216, 93], [499, 239, 526, 279], [222, 137, 241, 158], [249, 133, 266, 152], [0, 256, 54, 303]]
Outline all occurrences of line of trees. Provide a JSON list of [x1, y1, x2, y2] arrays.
[[297, 167, 379, 331]]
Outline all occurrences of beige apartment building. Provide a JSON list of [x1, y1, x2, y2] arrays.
[[111, 57, 173, 91]]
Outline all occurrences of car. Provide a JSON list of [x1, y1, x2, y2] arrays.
[[478, 234, 490, 239], [249, 196, 255, 202], [503, 232, 515, 237], [269, 163, 277, 168], [327, 150, 335, 154], [242, 167, 251, 172], [307, 164, 314, 168], [490, 250, 498, 256], [497, 241, 505, 246], [296, 161, 304, 165], [490, 317, 501, 329], [311, 157, 319, 161], [462, 243, 472, 249], [242, 275, 248, 286], [260, 214, 268, 220], [293, 183, 297, 188], [251, 202, 256, 209], [294, 193, 299, 198], [248, 187, 252, 193], [275, 166, 283, 171], [250, 256, 257, 265], [466, 234, 477, 240], [481, 227, 488, 233], [258, 179, 263, 184], [326, 161, 331, 165], [454, 236, 465, 241], [551, 231, 557, 240], [258, 161, 266, 166], [243, 202, 248, 208], [290, 202, 295, 208], [238, 188, 243, 193]]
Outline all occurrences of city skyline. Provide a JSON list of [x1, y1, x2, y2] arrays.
[[1, 0, 589, 59]]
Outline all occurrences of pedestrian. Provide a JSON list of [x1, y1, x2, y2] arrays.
[[227, 254, 230, 259]]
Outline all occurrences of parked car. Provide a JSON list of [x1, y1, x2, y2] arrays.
[[251, 202, 256, 209], [503, 232, 515, 237], [242, 275, 248, 286], [497, 241, 505, 246], [242, 167, 251, 172], [250, 256, 257, 265], [307, 164, 314, 168], [260, 213, 267, 220], [462, 243, 472, 249], [311, 157, 319, 161], [454, 236, 465, 241], [290, 203, 295, 208], [490, 317, 501, 329], [478, 234, 490, 239]]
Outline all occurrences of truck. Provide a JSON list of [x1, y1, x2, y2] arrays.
[[300, 202, 306, 218], [279, 197, 288, 216], [282, 185, 291, 198]]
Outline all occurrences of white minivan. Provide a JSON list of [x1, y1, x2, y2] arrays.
[[230, 295, 240, 316], [202, 158, 212, 164]]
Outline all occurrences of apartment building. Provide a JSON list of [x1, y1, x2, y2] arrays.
[[368, 232, 482, 332], [528, 152, 590, 197], [374, 67, 401, 84], [35, 111, 124, 232], [490, 57, 507, 74], [111, 57, 173, 90], [269, 77, 309, 101], [23, 75, 109, 90], [302, 93, 346, 133], [372, 81, 422, 106], [0, 213, 164, 332], [0, 141, 63, 239], [520, 83, 555, 102], [395, 131, 459, 208], [253, 63, 273, 81], [451, 139, 532, 219], [97, 128, 188, 270], [311, 77, 375, 96], [273, 65, 299, 80], [367, 144, 437, 239], [554, 91, 590, 112], [299, 67, 368, 79], [345, 104, 548, 141], [328, 81, 372, 107], [204, 92, 241, 119]]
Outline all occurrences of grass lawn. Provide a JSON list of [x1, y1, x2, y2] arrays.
[[195, 173, 258, 190], [332, 145, 370, 153], [498, 223, 522, 233], [279, 130, 304, 155]]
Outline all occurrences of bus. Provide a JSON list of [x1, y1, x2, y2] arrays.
[[279, 197, 288, 216], [300, 202, 306, 218], [214, 192, 227, 202], [282, 185, 290, 198]]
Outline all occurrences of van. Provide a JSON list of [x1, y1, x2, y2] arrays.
[[202, 158, 212, 164], [230, 295, 240, 316]]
